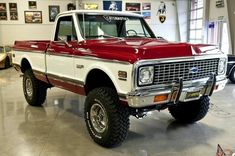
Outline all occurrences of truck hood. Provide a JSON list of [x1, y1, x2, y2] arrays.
[[81, 38, 222, 64]]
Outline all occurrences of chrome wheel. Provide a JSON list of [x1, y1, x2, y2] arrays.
[[25, 78, 33, 98], [90, 103, 108, 133]]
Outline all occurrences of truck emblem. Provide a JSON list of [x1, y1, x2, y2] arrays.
[[189, 67, 199, 74]]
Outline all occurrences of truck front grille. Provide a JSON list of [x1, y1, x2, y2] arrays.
[[154, 59, 219, 85]]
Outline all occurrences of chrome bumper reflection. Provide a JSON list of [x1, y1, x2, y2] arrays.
[[126, 76, 227, 108]]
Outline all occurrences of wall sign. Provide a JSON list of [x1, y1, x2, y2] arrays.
[[216, 0, 224, 8], [84, 3, 99, 10], [157, 1, 167, 23]]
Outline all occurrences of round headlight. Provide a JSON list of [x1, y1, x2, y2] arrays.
[[218, 59, 226, 74], [139, 66, 154, 85]]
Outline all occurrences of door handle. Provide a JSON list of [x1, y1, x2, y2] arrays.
[[47, 48, 55, 53]]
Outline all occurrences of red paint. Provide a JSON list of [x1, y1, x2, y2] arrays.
[[48, 77, 86, 95], [14, 38, 220, 64], [34, 72, 50, 84], [14, 40, 50, 53]]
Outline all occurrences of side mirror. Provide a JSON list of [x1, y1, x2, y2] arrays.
[[58, 37, 72, 48]]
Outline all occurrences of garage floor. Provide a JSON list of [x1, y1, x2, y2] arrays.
[[0, 68, 235, 156]]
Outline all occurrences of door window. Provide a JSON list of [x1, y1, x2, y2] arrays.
[[54, 16, 77, 42]]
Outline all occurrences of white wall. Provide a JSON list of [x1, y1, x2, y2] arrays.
[[175, 0, 189, 42], [208, 0, 232, 53], [0, 0, 73, 45], [0, 0, 179, 45]]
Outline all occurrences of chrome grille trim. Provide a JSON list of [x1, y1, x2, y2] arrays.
[[153, 59, 219, 85]]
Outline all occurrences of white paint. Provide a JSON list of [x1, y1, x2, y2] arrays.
[[0, 0, 179, 45], [13, 50, 134, 95]]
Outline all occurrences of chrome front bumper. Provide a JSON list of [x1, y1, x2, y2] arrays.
[[126, 75, 227, 108]]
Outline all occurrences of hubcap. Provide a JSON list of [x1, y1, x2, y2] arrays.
[[25, 78, 33, 98], [90, 103, 108, 133]]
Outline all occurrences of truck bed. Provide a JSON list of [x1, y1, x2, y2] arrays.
[[14, 40, 50, 52]]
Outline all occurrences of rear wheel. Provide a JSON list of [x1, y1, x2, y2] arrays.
[[168, 96, 210, 123], [5, 57, 11, 68], [84, 87, 130, 147], [23, 69, 47, 106], [229, 67, 235, 83]]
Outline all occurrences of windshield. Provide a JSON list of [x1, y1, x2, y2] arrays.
[[77, 14, 156, 39], [0, 47, 4, 53]]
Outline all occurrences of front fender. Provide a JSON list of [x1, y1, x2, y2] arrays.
[[83, 61, 133, 95]]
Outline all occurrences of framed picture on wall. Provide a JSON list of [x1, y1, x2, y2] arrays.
[[10, 12, 18, 20], [49, 5, 60, 22], [0, 12, 7, 20], [103, 1, 122, 11], [67, 3, 76, 11], [0, 3, 7, 20], [24, 11, 42, 23], [9, 3, 17, 11], [0, 3, 6, 11], [126, 3, 140, 11], [9, 3, 18, 20], [142, 3, 151, 10], [142, 12, 151, 19], [28, 1, 37, 9]]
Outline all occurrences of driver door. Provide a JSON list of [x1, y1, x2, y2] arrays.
[[46, 15, 77, 86]]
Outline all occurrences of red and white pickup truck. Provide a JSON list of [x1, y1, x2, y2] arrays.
[[12, 10, 227, 147]]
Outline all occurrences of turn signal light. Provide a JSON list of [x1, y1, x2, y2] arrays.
[[154, 94, 169, 103]]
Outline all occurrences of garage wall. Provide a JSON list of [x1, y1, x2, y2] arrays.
[[0, 0, 179, 45], [0, 0, 73, 45], [77, 0, 179, 41], [227, 0, 235, 55]]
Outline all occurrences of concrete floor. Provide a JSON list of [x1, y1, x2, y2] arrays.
[[0, 67, 235, 156]]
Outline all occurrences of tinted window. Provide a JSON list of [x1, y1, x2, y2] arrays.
[[77, 14, 155, 39]]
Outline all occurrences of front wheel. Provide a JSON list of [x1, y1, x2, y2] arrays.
[[23, 69, 47, 106], [84, 87, 130, 147], [229, 67, 235, 83], [168, 96, 210, 123]]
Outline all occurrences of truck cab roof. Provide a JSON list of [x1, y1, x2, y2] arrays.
[[57, 10, 143, 18]]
